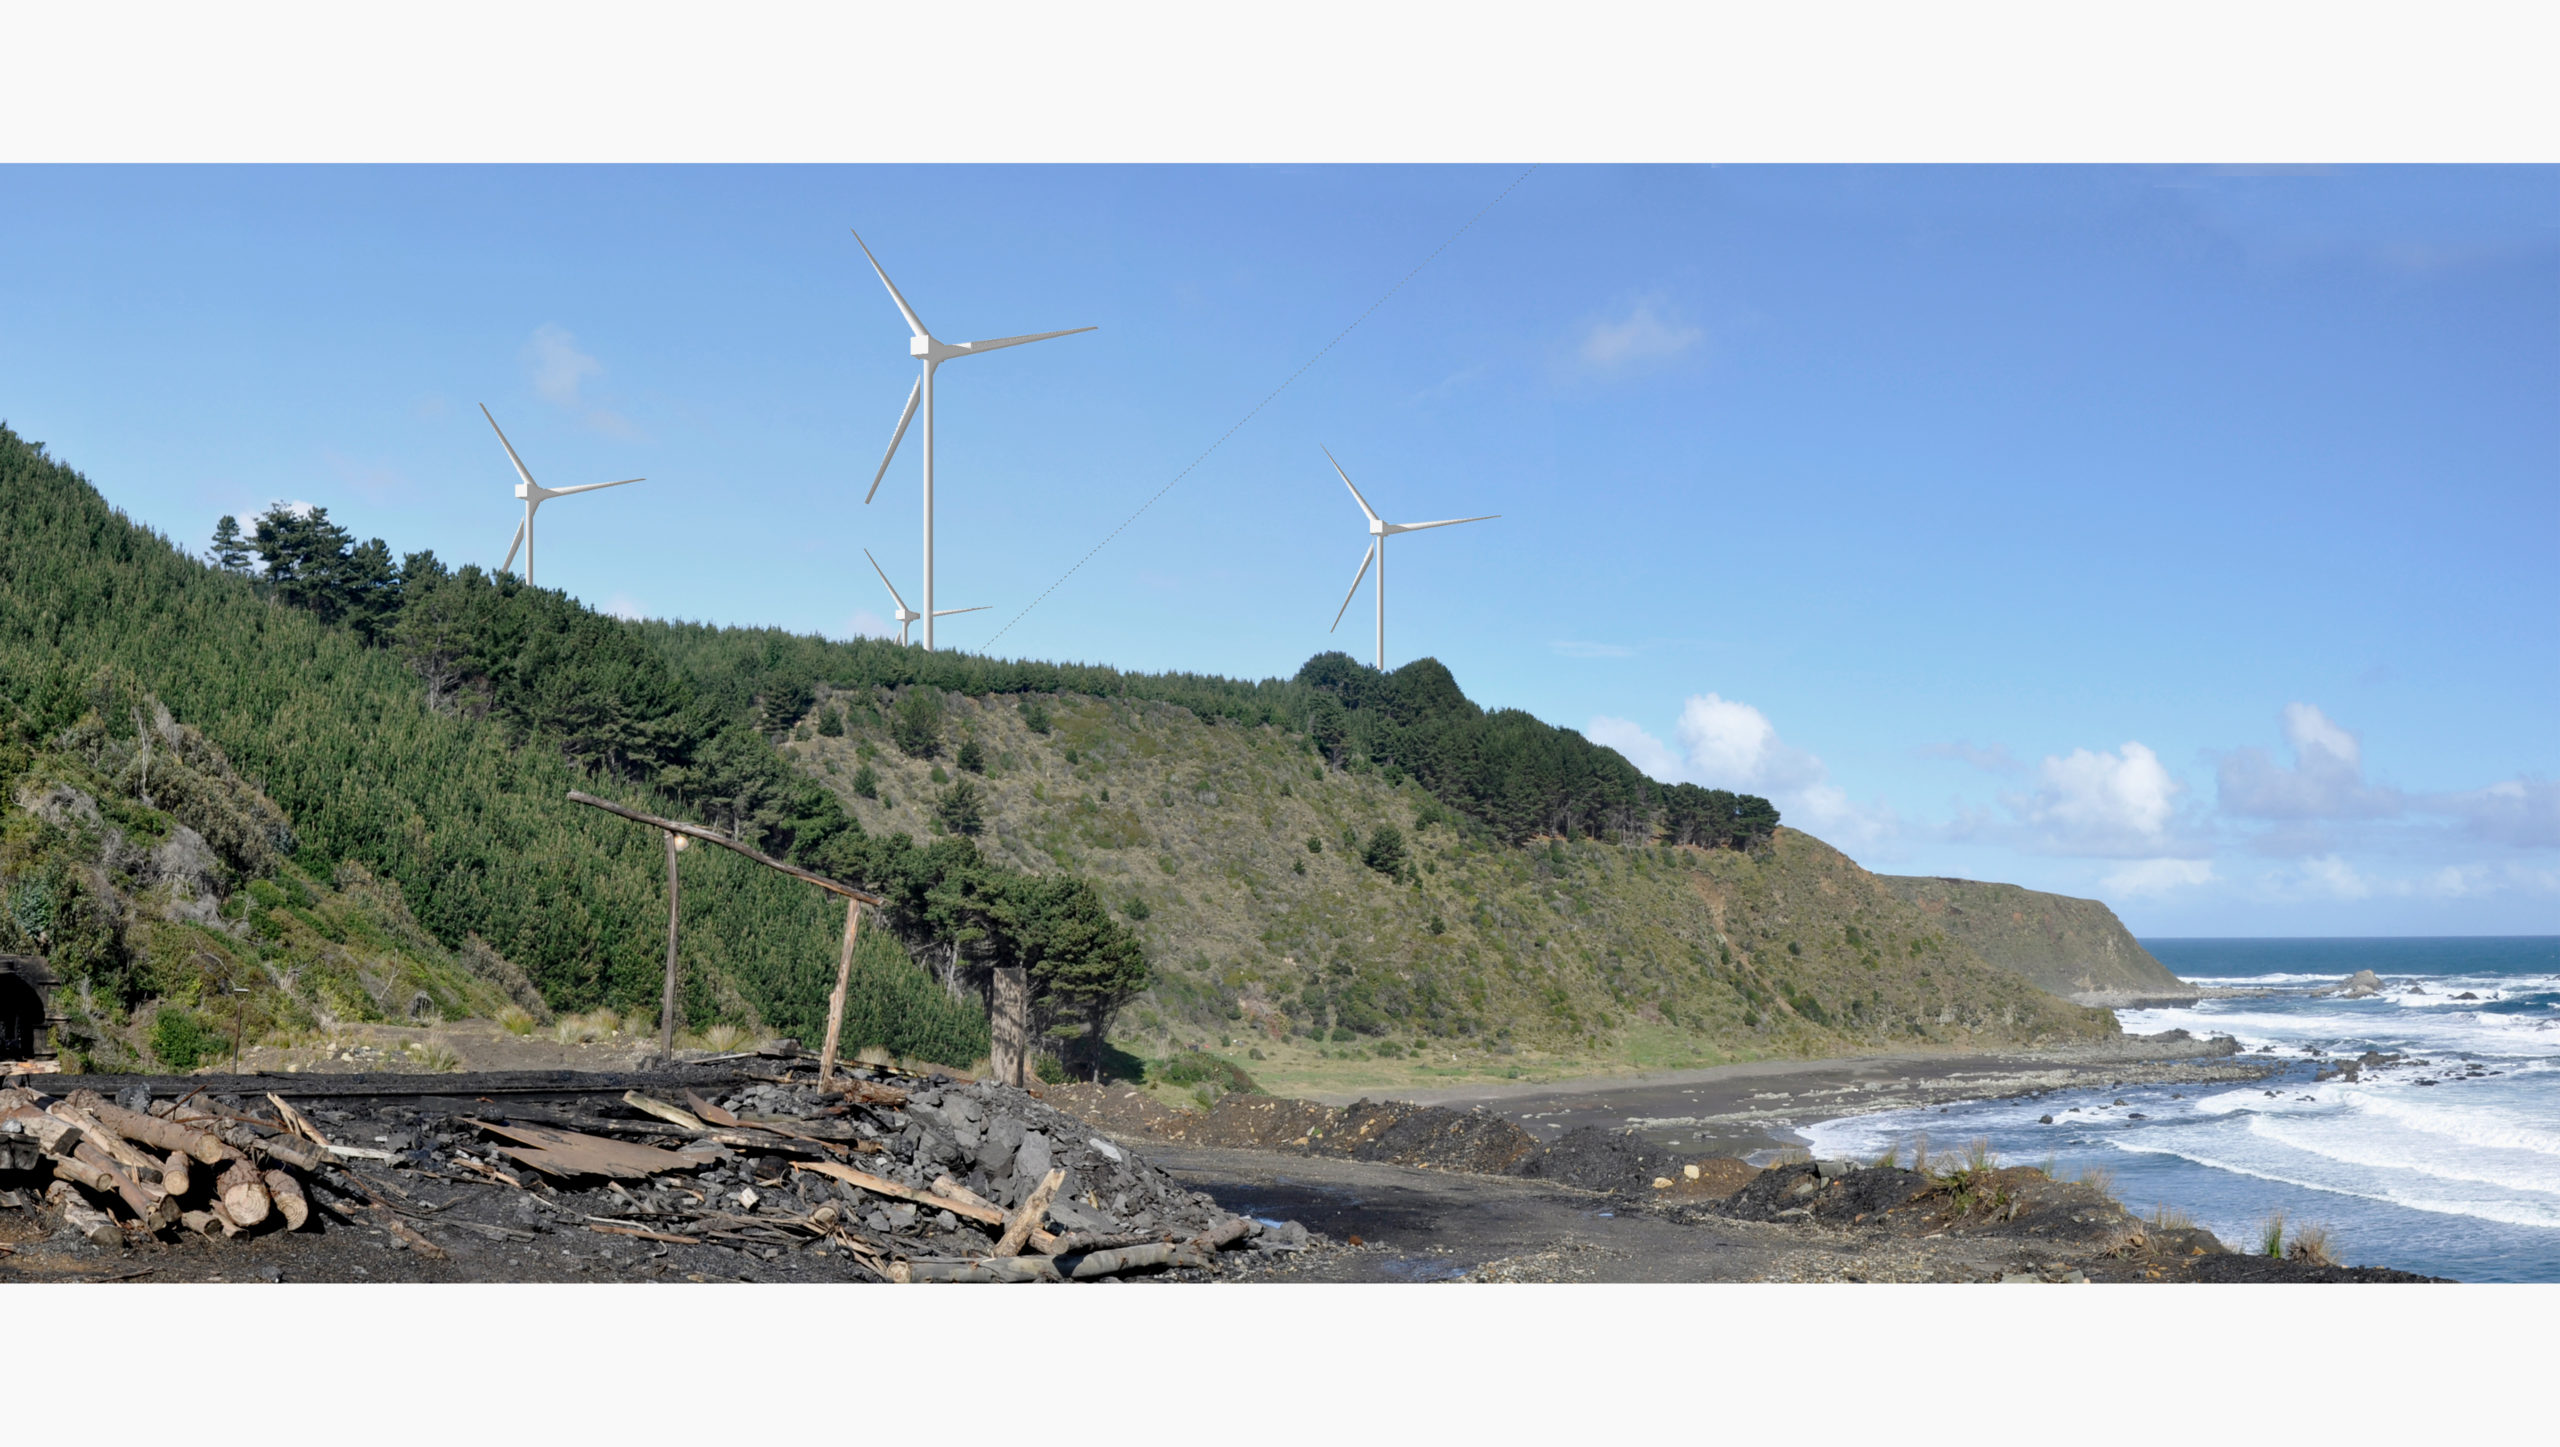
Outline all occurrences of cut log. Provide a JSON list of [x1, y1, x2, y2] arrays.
[[218, 1158, 273, 1230], [171, 1104, 328, 1173], [903, 1256, 1061, 1283], [792, 1161, 1004, 1227], [990, 964, 1029, 1088], [160, 1150, 193, 1200], [69, 1091, 235, 1164], [47, 1180, 123, 1247], [76, 1138, 162, 1191], [7, 1106, 85, 1159], [180, 1208, 237, 1240], [49, 1103, 161, 1177], [1062, 1242, 1209, 1279], [818, 897, 863, 1084], [994, 1168, 1066, 1258], [587, 1221, 702, 1245], [930, 1174, 1002, 1216], [55, 1152, 172, 1229], [819, 1076, 909, 1108], [263, 1169, 311, 1231], [1039, 1229, 1171, 1255], [1186, 1216, 1254, 1253], [368, 1203, 448, 1258], [621, 1091, 706, 1131]]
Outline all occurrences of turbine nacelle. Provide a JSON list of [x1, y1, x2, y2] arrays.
[[864, 547, 987, 647], [483, 404, 640, 584], [1320, 447, 1497, 670]]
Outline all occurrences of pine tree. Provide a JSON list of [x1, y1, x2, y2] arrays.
[[209, 515, 252, 573]]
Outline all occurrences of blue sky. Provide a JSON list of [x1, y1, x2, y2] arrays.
[[2, 164, 2552, 935]]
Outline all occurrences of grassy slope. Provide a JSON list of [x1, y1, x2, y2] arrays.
[[794, 686, 2115, 1090], [1874, 875, 2189, 998]]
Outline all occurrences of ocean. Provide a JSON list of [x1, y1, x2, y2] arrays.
[[1801, 937, 2560, 1282]]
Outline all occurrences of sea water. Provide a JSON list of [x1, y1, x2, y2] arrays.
[[1799, 938, 2560, 1282]]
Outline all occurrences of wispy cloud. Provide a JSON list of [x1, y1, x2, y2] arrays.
[[1916, 740, 2022, 774], [524, 324, 639, 437], [2103, 858, 2216, 896], [1578, 295, 1702, 370], [2216, 702, 2401, 821], [832, 609, 895, 642], [323, 449, 409, 505], [1589, 692, 1898, 852]]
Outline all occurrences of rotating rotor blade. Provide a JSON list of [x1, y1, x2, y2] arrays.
[[866, 377, 921, 504], [547, 477, 642, 497], [862, 547, 910, 614], [501, 516, 526, 573], [480, 404, 538, 491], [957, 326, 1096, 355], [1329, 540, 1376, 632], [1322, 447, 1381, 526], [928, 605, 991, 617], [849, 228, 931, 340], [1388, 513, 1499, 533]]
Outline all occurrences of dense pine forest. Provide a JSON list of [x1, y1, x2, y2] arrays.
[[2, 421, 1780, 1072]]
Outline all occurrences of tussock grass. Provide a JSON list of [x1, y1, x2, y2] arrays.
[[1870, 1140, 1901, 1170], [2148, 1202, 2194, 1231], [700, 1023, 750, 1053], [497, 1006, 535, 1037], [2258, 1209, 2289, 1257], [2076, 1163, 2117, 1203], [2286, 1221, 2335, 1267], [1962, 1137, 1998, 1175], [406, 1041, 461, 1073]]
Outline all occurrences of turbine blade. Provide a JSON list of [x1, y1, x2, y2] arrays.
[[957, 326, 1096, 355], [862, 547, 910, 613], [849, 228, 931, 340], [1330, 541, 1376, 632], [1388, 513, 1500, 533], [1322, 446, 1382, 525], [866, 377, 921, 504], [548, 477, 643, 497], [480, 404, 538, 491], [929, 605, 991, 617], [501, 517, 525, 573]]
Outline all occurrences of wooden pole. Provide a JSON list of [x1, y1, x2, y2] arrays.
[[568, 791, 881, 904], [818, 897, 863, 1085], [991, 965, 1030, 1088], [658, 830, 682, 1060]]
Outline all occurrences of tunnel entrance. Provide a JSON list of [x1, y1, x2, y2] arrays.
[[0, 955, 59, 1063]]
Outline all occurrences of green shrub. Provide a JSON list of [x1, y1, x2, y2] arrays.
[[1305, 835, 1322, 853], [934, 779, 985, 836], [851, 762, 879, 799], [1019, 699, 1051, 735], [890, 687, 942, 757], [955, 737, 986, 774], [1361, 824, 1408, 876], [816, 706, 844, 737], [1121, 894, 1151, 921], [151, 1008, 216, 1071], [1153, 1048, 1262, 1094]]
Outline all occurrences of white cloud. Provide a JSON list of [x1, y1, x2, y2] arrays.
[[524, 324, 638, 437], [528, 324, 602, 407], [1579, 296, 1702, 369], [2009, 741, 2189, 856], [2437, 777, 2560, 848], [2217, 702, 2401, 820], [1589, 693, 1894, 849], [265, 498, 318, 518], [831, 609, 896, 642], [604, 594, 648, 621], [2300, 855, 2372, 899], [1915, 740, 2022, 774], [2103, 858, 2217, 896]]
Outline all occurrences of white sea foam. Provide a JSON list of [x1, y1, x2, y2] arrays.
[[2108, 1125, 2560, 1231]]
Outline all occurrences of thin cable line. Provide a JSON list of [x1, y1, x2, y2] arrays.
[[983, 165, 1537, 648]]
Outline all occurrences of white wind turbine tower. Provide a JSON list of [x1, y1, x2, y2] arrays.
[[863, 547, 988, 647], [484, 404, 642, 587], [1324, 447, 1498, 670], [853, 227, 1093, 650]]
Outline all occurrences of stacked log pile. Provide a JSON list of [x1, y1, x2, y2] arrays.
[[0, 1086, 332, 1246], [1, 1067, 1316, 1281], [448, 1070, 1307, 1281]]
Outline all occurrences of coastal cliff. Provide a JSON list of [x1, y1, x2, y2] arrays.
[[1874, 875, 2194, 1004]]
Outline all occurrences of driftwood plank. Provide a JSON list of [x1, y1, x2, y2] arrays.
[[465, 1118, 701, 1180]]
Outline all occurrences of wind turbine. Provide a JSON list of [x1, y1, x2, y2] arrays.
[[863, 547, 988, 647], [1324, 447, 1498, 670], [484, 404, 641, 587], [853, 227, 1093, 650]]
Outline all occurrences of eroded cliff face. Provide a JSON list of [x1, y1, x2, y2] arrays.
[[1874, 875, 2194, 1004]]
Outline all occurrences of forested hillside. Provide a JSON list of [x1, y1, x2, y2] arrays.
[[3, 422, 2110, 1081]]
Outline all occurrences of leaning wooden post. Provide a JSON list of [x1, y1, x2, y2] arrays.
[[818, 897, 863, 1085], [991, 965, 1030, 1087], [657, 830, 685, 1059]]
